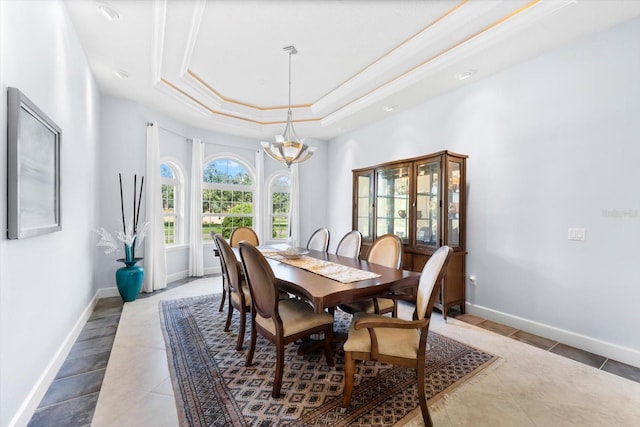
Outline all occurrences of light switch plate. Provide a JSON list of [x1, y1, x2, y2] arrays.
[[568, 228, 586, 241]]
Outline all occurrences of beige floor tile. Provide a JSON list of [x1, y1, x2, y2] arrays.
[[106, 393, 178, 427], [151, 377, 175, 396], [92, 276, 640, 427], [92, 378, 149, 426], [104, 345, 170, 392]]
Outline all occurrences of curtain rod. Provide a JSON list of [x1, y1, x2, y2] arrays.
[[147, 122, 259, 153]]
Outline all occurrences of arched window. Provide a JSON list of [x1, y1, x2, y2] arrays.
[[160, 160, 185, 246], [269, 173, 290, 241], [202, 156, 255, 240]]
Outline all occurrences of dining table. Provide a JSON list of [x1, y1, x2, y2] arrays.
[[232, 244, 421, 313]]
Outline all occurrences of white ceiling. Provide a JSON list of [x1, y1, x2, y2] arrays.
[[65, 0, 640, 141]]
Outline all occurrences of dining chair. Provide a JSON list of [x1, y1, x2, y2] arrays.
[[214, 234, 252, 351], [339, 233, 403, 316], [229, 226, 259, 247], [335, 230, 362, 259], [306, 227, 330, 252], [239, 242, 335, 398], [342, 245, 452, 427], [212, 231, 227, 312]]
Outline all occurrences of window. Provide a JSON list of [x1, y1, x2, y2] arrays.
[[269, 174, 290, 241], [160, 161, 184, 245], [202, 157, 254, 240]]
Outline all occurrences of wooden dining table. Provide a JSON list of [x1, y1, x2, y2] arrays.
[[234, 245, 421, 313]]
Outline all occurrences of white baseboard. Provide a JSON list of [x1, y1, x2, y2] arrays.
[[9, 293, 100, 427], [96, 287, 120, 299], [8, 271, 226, 427], [204, 266, 221, 276], [467, 302, 640, 368], [166, 267, 220, 283], [166, 270, 189, 284]]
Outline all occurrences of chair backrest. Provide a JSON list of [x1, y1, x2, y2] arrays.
[[416, 246, 452, 321], [230, 227, 259, 248], [366, 233, 403, 269], [335, 230, 362, 258], [239, 242, 279, 320], [306, 228, 330, 252], [213, 234, 243, 294]]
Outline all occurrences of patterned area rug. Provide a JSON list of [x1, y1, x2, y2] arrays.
[[160, 294, 497, 427]]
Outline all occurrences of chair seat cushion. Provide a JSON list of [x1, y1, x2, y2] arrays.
[[256, 298, 333, 337], [343, 312, 420, 359], [340, 297, 394, 314], [230, 285, 251, 307]]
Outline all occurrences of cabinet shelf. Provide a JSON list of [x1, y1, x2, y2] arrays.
[[352, 150, 467, 320]]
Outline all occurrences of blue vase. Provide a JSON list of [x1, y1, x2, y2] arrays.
[[116, 245, 143, 302]]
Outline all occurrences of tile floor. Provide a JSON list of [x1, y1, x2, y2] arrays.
[[28, 276, 640, 426]]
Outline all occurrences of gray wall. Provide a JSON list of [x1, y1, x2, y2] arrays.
[[327, 16, 640, 366], [0, 1, 101, 426], [3, 2, 638, 426], [97, 96, 329, 285]]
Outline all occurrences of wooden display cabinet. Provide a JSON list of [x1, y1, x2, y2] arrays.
[[352, 150, 467, 319]]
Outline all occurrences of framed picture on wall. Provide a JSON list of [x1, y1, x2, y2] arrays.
[[7, 87, 62, 239]]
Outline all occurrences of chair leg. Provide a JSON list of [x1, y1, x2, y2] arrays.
[[324, 326, 334, 366], [245, 319, 257, 367], [236, 308, 247, 351], [342, 352, 355, 407], [224, 300, 234, 332], [272, 342, 284, 398], [218, 282, 226, 312], [416, 362, 433, 427], [373, 298, 380, 314]]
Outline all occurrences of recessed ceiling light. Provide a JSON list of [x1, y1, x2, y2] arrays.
[[456, 70, 476, 81], [97, 3, 121, 21], [383, 105, 397, 112], [114, 70, 129, 80]]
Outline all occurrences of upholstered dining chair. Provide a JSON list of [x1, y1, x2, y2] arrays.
[[339, 233, 403, 316], [342, 245, 452, 427], [239, 242, 335, 398], [306, 228, 330, 252], [335, 230, 362, 259], [230, 226, 259, 247], [214, 234, 252, 351]]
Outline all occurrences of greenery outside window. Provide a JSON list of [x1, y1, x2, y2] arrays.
[[269, 174, 290, 241], [202, 157, 254, 240]]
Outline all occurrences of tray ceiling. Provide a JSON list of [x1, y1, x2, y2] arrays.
[[65, 0, 640, 140]]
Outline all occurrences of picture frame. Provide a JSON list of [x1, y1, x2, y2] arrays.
[[7, 87, 61, 239]]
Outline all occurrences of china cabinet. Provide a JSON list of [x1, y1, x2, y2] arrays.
[[352, 150, 467, 319]]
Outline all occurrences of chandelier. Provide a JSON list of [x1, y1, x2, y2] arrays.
[[261, 45, 316, 168]]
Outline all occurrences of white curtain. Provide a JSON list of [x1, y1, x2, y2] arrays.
[[143, 123, 167, 292], [254, 149, 265, 243], [288, 163, 300, 247], [188, 138, 204, 276]]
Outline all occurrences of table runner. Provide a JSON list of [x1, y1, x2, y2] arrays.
[[260, 249, 381, 283]]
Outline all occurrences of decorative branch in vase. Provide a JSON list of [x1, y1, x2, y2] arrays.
[[95, 174, 149, 261], [94, 173, 149, 302]]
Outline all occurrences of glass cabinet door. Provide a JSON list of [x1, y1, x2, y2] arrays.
[[354, 170, 374, 241], [376, 166, 409, 243], [446, 159, 463, 249], [415, 160, 440, 249]]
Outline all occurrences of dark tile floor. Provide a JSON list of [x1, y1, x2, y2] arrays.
[[451, 311, 640, 381], [26, 275, 207, 427], [27, 286, 640, 426], [27, 297, 123, 427]]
